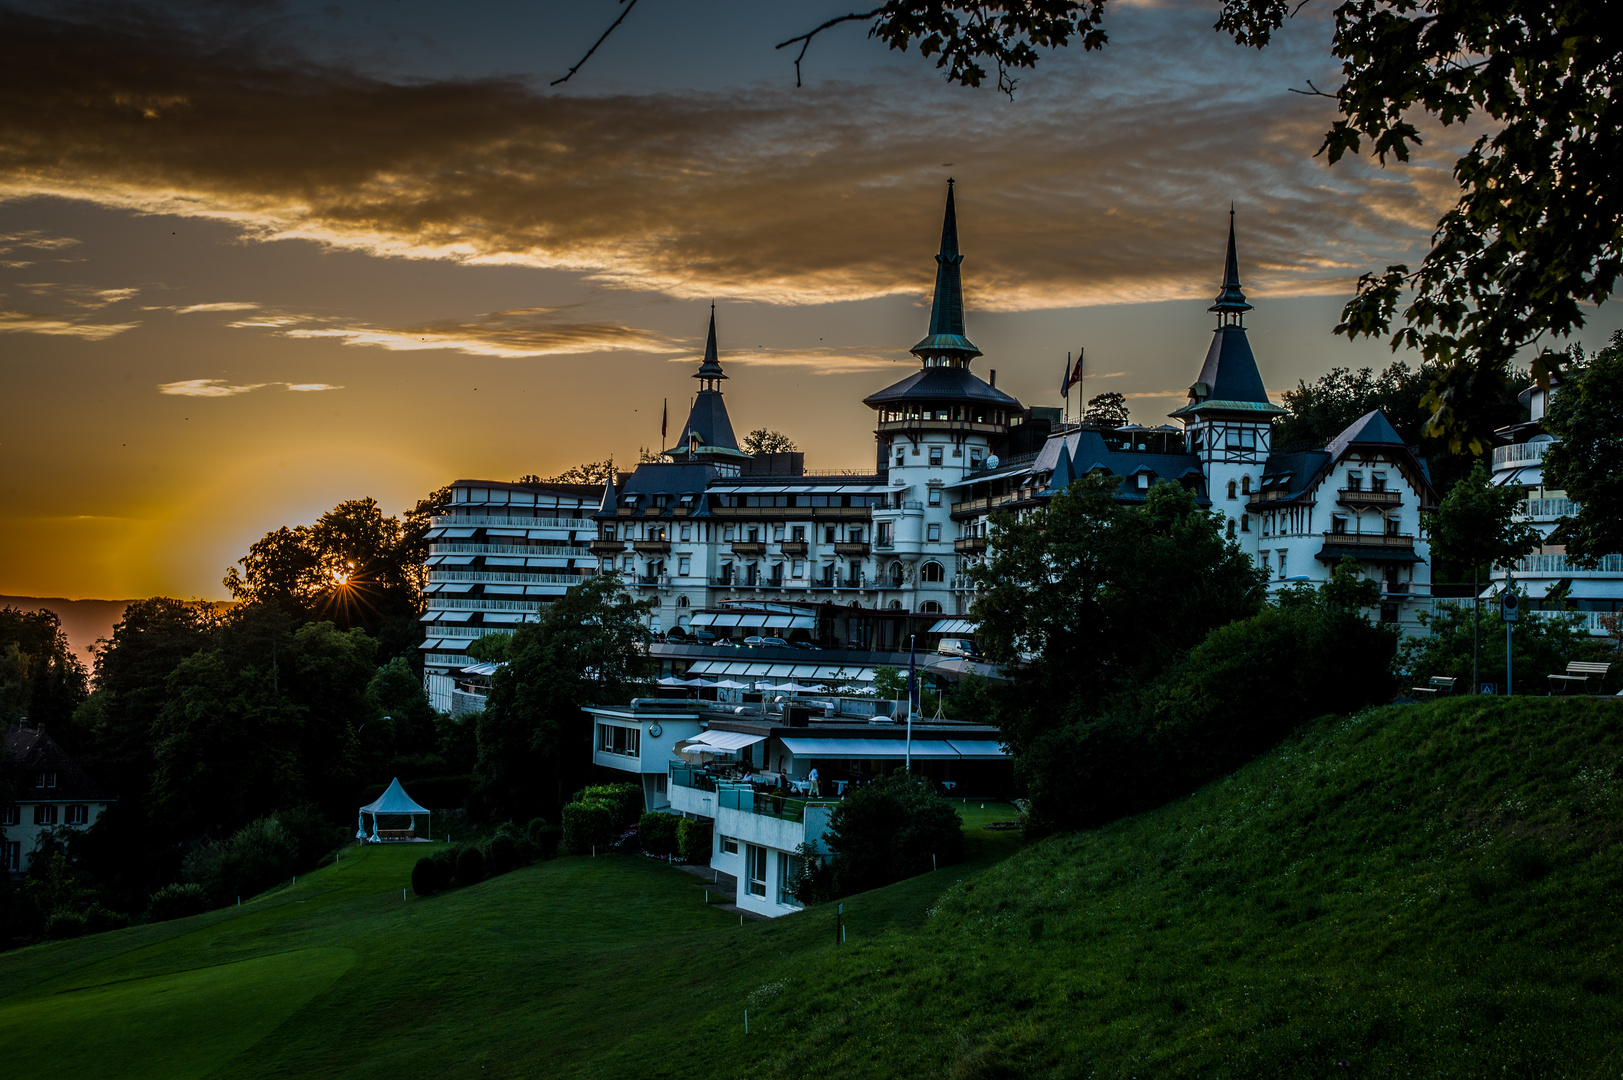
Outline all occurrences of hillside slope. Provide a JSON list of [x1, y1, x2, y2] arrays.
[[709, 697, 1623, 1078], [3, 699, 1620, 1079]]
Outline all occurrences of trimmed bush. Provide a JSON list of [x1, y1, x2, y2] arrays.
[[455, 845, 486, 885], [485, 832, 519, 875], [677, 817, 713, 864], [561, 801, 615, 855], [639, 812, 680, 858], [146, 882, 210, 922], [45, 910, 88, 940], [575, 784, 642, 830], [83, 906, 131, 934], [824, 773, 964, 896], [532, 823, 562, 861], [411, 857, 444, 896]]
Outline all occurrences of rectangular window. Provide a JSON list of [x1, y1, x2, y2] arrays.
[[791, 526, 806, 542], [678, 556, 691, 575], [927, 523, 941, 541], [3, 840, 18, 873], [680, 525, 691, 541], [895, 447, 905, 466], [67, 804, 88, 825], [1240, 516, 1250, 532], [778, 851, 804, 906], [792, 560, 804, 578], [34, 773, 45, 789], [825, 525, 837, 543], [773, 526, 784, 542], [970, 449, 984, 468], [1386, 517, 1400, 536], [848, 528, 862, 543], [1277, 550, 1288, 579], [746, 845, 768, 897], [877, 522, 894, 548], [720, 835, 739, 856], [1331, 516, 1348, 535], [0, 804, 16, 825], [1372, 472, 1388, 492], [1347, 472, 1363, 491], [724, 527, 735, 542], [1260, 550, 1270, 571], [34, 804, 57, 826], [597, 724, 639, 757], [929, 447, 943, 465], [928, 488, 942, 506]]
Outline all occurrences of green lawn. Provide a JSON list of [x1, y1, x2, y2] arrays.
[[6, 698, 1623, 1078]]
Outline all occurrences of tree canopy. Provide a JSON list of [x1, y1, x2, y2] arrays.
[[1082, 391, 1129, 428], [1426, 461, 1541, 587], [0, 607, 87, 732], [1544, 330, 1623, 565], [742, 428, 799, 455], [775, 0, 1620, 446]]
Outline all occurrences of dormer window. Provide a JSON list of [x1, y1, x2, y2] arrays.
[[1138, 473, 1151, 490]]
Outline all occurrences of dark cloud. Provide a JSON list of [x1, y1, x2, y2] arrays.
[[0, 6, 1449, 311]]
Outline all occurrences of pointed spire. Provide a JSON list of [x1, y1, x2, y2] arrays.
[[1209, 206, 1252, 318], [911, 179, 982, 363], [695, 303, 726, 380], [1043, 439, 1076, 495]]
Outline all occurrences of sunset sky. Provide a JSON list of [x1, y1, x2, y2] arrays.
[[3, 0, 1618, 602]]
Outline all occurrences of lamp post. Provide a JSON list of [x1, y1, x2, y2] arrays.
[[1501, 567, 1519, 696]]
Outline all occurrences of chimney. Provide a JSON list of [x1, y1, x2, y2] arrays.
[[990, 369, 997, 387]]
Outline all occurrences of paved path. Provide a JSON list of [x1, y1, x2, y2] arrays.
[[674, 862, 768, 921]]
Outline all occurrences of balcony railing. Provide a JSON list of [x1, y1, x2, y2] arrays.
[[1247, 489, 1296, 508], [432, 542, 588, 557], [718, 785, 821, 823], [432, 570, 595, 585], [834, 542, 870, 556], [1322, 530, 1415, 547], [955, 536, 988, 554], [1517, 498, 1580, 522], [950, 492, 1023, 518], [1336, 488, 1401, 509], [428, 598, 542, 611], [432, 515, 596, 530], [632, 540, 672, 554], [780, 541, 809, 556], [731, 542, 767, 556], [1492, 441, 1552, 468], [588, 539, 626, 555], [1515, 553, 1623, 574], [634, 574, 670, 587], [670, 764, 717, 793]]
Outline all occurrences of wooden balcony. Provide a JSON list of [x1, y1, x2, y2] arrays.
[[834, 541, 871, 557], [631, 540, 671, 554], [954, 536, 988, 554], [587, 539, 625, 555], [730, 542, 767, 556], [1317, 531, 1418, 563], [780, 541, 809, 556], [1336, 488, 1401, 510]]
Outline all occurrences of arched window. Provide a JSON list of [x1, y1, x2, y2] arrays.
[[920, 561, 945, 583], [676, 594, 690, 608], [1241, 475, 1251, 495], [889, 562, 905, 586], [888, 600, 903, 610], [920, 600, 942, 613], [1227, 479, 1237, 500], [1226, 518, 1237, 539]]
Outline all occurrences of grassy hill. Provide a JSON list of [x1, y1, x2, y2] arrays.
[[3, 698, 1621, 1078]]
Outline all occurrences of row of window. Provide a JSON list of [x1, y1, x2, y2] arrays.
[[1, 804, 91, 826], [597, 724, 641, 758]]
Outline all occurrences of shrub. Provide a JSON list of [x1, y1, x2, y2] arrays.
[[530, 822, 562, 861], [575, 784, 643, 830], [455, 845, 486, 885], [83, 905, 131, 934], [411, 857, 444, 896], [430, 848, 459, 883], [45, 910, 88, 939], [677, 818, 712, 863], [561, 801, 615, 855], [639, 812, 680, 857], [484, 831, 519, 876], [146, 882, 210, 922], [824, 774, 964, 896]]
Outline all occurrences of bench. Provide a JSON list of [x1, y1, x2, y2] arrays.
[[1411, 676, 1458, 697], [1548, 661, 1611, 695]]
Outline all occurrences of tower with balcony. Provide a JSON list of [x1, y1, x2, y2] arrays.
[[863, 180, 1022, 615], [1169, 211, 1287, 547], [664, 307, 752, 475]]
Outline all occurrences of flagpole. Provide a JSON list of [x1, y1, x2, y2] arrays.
[[1076, 347, 1084, 423], [906, 635, 915, 773]]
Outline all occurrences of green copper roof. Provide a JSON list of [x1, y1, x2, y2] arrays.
[[911, 180, 981, 361]]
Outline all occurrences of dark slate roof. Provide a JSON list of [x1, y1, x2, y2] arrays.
[[910, 180, 980, 360], [621, 463, 718, 495], [862, 365, 1020, 409], [1254, 448, 1333, 503], [1030, 430, 1209, 505], [665, 391, 746, 458], [4, 726, 115, 803], [695, 305, 726, 380], [1174, 326, 1274, 409], [1209, 209, 1253, 315], [1323, 409, 1406, 458]]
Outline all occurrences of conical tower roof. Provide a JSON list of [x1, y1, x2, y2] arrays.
[[1170, 209, 1283, 419], [695, 304, 726, 380], [910, 180, 981, 361], [665, 306, 747, 459]]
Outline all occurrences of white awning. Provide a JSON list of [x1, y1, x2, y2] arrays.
[[763, 615, 794, 629], [780, 738, 961, 759], [946, 740, 1010, 759], [790, 615, 817, 629], [482, 613, 532, 625], [689, 613, 718, 627], [488, 528, 528, 537], [685, 730, 767, 751], [442, 527, 477, 538], [438, 611, 475, 623], [440, 555, 474, 565], [424, 527, 447, 539], [710, 614, 744, 628], [929, 618, 978, 635]]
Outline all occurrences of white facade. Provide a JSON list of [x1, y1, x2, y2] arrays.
[[3, 726, 113, 877], [422, 479, 601, 711]]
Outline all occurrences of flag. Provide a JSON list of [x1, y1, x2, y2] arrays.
[[661, 398, 668, 442], [906, 638, 920, 715], [1060, 349, 1084, 396]]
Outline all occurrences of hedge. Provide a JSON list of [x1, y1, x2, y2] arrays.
[[561, 801, 615, 855]]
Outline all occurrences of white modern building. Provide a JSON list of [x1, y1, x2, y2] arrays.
[[421, 479, 602, 711], [1487, 377, 1622, 635], [3, 725, 115, 877]]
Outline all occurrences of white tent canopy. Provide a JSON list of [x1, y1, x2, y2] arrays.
[[358, 777, 431, 843]]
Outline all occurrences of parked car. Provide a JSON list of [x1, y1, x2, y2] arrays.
[[691, 628, 717, 644], [744, 636, 791, 649], [788, 639, 820, 651]]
